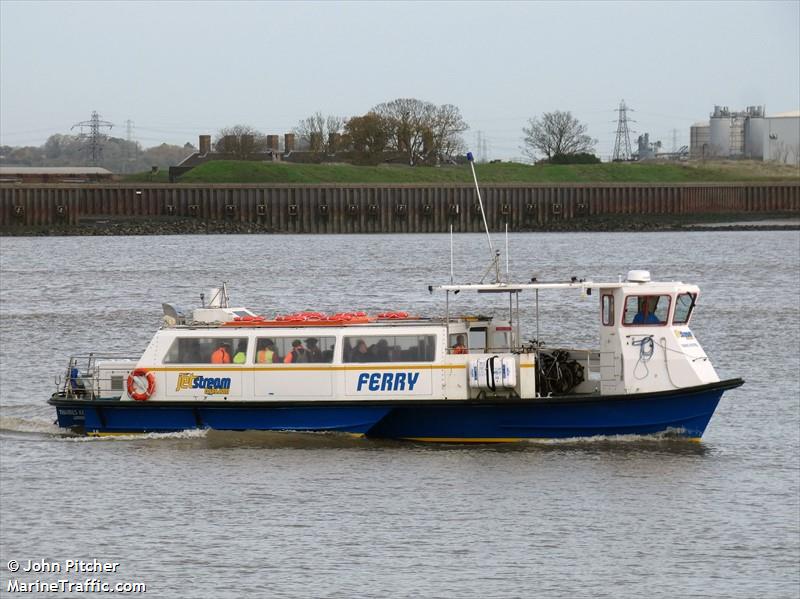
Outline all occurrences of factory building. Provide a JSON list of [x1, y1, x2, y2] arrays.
[[690, 106, 799, 165], [763, 111, 800, 164], [0, 166, 114, 183]]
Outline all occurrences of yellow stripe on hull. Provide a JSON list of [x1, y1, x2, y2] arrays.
[[85, 431, 701, 443], [402, 436, 704, 443], [402, 437, 527, 443], [86, 430, 367, 439], [143, 364, 467, 373]]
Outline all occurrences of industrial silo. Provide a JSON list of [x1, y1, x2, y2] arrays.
[[709, 105, 731, 157], [690, 122, 711, 158], [744, 106, 766, 159]]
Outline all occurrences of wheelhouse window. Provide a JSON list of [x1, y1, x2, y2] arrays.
[[254, 336, 336, 364], [343, 335, 436, 363], [448, 333, 469, 354], [468, 327, 487, 353], [673, 293, 697, 325], [602, 294, 614, 326], [164, 337, 249, 364], [622, 295, 671, 326]]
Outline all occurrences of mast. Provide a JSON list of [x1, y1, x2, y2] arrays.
[[467, 152, 500, 283]]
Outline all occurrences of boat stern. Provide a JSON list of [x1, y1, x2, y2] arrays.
[[50, 395, 86, 431]]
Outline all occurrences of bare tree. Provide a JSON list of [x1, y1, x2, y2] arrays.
[[521, 111, 596, 161], [790, 144, 800, 166], [771, 141, 800, 165], [214, 124, 268, 158], [373, 98, 433, 165], [431, 103, 468, 163], [294, 112, 346, 153], [372, 98, 468, 165]]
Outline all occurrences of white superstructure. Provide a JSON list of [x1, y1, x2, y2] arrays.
[[72, 272, 719, 407]]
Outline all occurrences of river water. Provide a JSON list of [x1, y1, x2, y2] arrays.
[[1, 231, 798, 598]]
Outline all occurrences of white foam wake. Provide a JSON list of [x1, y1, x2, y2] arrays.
[[64, 428, 210, 442], [0, 415, 64, 436]]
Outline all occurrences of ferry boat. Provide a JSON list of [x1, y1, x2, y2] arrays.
[[48, 274, 743, 441], [47, 155, 742, 441]]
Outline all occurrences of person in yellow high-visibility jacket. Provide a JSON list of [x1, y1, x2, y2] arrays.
[[256, 339, 276, 363]]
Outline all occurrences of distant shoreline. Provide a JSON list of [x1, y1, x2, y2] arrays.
[[2, 214, 797, 237]]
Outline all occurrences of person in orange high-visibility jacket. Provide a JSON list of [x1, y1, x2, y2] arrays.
[[283, 340, 308, 363], [452, 335, 468, 354], [211, 342, 232, 364]]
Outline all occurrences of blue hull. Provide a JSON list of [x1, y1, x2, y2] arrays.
[[50, 379, 742, 441], [367, 388, 726, 441], [54, 403, 392, 435]]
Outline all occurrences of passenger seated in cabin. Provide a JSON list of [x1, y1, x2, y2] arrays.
[[351, 339, 370, 362], [284, 339, 309, 363], [633, 296, 662, 325], [342, 339, 353, 362], [451, 335, 468, 354], [372, 339, 390, 362], [211, 342, 232, 364], [256, 339, 276, 363], [233, 342, 247, 364], [305, 338, 322, 363]]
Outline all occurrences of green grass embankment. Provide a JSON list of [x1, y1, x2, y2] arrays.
[[122, 160, 800, 185]]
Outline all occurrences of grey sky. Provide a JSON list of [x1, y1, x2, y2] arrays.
[[1, 0, 798, 160]]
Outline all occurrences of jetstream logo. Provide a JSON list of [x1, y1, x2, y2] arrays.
[[356, 372, 420, 392], [176, 372, 231, 395]]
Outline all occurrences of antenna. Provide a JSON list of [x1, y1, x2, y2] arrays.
[[71, 110, 113, 165], [505, 222, 509, 278], [449, 223, 454, 284], [467, 151, 500, 283]]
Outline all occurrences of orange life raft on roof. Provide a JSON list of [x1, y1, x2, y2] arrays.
[[223, 311, 376, 327]]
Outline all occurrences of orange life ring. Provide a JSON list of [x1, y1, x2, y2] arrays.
[[127, 368, 156, 401]]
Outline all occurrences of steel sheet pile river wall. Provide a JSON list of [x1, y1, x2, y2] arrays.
[[1, 182, 798, 231]]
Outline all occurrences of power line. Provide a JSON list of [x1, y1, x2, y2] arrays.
[[475, 131, 489, 163], [612, 99, 635, 162], [123, 119, 135, 173], [71, 110, 113, 165]]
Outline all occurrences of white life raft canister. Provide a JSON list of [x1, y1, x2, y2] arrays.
[[469, 356, 516, 390]]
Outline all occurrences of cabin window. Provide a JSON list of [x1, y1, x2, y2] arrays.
[[254, 336, 336, 364], [602, 294, 614, 326], [490, 326, 511, 352], [468, 328, 487, 353], [622, 295, 671, 326], [343, 335, 436, 363], [673, 293, 696, 324], [448, 333, 469, 354], [163, 337, 249, 364]]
